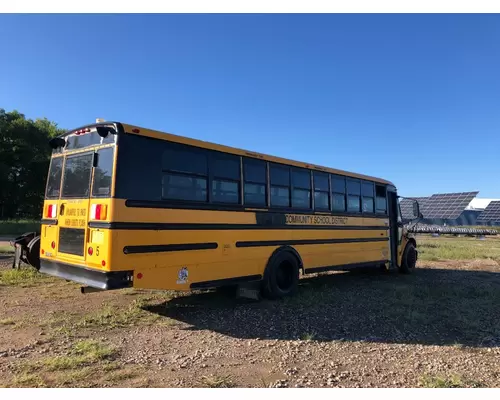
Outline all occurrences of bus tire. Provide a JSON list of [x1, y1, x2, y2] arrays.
[[261, 249, 300, 300], [400, 242, 417, 274]]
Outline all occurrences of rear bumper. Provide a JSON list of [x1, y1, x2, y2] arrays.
[[40, 259, 133, 290]]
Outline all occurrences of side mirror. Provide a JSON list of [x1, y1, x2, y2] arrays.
[[48, 137, 66, 149], [413, 201, 420, 218], [96, 126, 116, 138]]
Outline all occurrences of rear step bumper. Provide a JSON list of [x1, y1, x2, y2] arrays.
[[40, 259, 133, 290]]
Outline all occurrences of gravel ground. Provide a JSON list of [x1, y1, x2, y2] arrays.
[[0, 250, 499, 388]]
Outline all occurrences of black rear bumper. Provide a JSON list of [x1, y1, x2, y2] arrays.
[[39, 259, 133, 290]]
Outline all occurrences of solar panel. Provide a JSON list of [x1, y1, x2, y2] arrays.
[[476, 201, 500, 223], [400, 197, 429, 220], [419, 192, 479, 219]]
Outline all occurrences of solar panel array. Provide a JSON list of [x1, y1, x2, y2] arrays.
[[419, 192, 479, 219], [476, 201, 500, 223], [400, 197, 429, 220]]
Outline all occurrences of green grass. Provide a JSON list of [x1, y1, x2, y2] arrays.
[[300, 332, 317, 341], [0, 245, 14, 253], [417, 237, 500, 262], [10, 340, 132, 388], [201, 374, 235, 388], [0, 220, 40, 236], [11, 373, 47, 388], [0, 268, 55, 287], [20, 340, 117, 373], [77, 297, 164, 329], [420, 374, 483, 388]]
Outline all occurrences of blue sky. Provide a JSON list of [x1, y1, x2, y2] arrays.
[[1, 14, 499, 198]]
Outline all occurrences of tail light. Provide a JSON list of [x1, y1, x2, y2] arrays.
[[46, 204, 57, 218], [75, 128, 91, 135], [90, 204, 107, 220]]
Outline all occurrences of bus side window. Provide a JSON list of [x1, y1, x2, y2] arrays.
[[313, 172, 330, 211], [161, 145, 208, 202], [270, 163, 290, 207], [291, 168, 311, 209], [243, 158, 267, 206], [331, 175, 346, 212], [375, 185, 387, 214], [361, 181, 375, 213], [210, 153, 241, 204], [346, 178, 361, 213]]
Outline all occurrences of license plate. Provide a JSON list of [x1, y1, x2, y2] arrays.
[[91, 231, 104, 244]]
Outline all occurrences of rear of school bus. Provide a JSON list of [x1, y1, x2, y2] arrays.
[[39, 122, 133, 291]]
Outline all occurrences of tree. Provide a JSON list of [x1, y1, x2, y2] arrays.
[[0, 108, 65, 219]]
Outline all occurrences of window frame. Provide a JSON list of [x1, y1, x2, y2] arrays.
[[209, 152, 241, 205], [91, 147, 115, 198], [331, 174, 347, 213], [291, 167, 312, 209], [375, 184, 388, 214], [269, 163, 291, 208], [361, 181, 375, 214], [161, 143, 210, 204], [243, 157, 268, 207], [313, 171, 330, 211], [346, 178, 361, 213]]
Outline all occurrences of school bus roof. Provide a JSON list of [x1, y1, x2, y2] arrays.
[[71, 121, 395, 187]]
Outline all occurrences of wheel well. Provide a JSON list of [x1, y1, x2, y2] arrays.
[[407, 237, 417, 248], [268, 245, 303, 274]]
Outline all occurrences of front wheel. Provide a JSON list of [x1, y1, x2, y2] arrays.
[[400, 242, 417, 274]]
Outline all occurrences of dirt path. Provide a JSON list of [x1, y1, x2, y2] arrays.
[[1, 257, 499, 388]]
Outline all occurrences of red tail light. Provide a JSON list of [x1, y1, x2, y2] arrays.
[[46, 204, 57, 218], [75, 128, 90, 135], [90, 204, 107, 220], [88, 247, 93, 256]]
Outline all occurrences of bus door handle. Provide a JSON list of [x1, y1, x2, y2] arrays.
[[60, 203, 65, 216]]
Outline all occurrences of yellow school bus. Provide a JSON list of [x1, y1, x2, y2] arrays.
[[39, 121, 419, 299]]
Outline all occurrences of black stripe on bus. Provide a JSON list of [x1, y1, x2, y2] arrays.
[[305, 260, 389, 274], [41, 219, 58, 226], [123, 242, 218, 255], [235, 237, 389, 248], [89, 221, 388, 231], [124, 199, 388, 219], [190, 274, 262, 289]]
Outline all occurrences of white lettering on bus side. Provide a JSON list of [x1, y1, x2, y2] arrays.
[[285, 214, 348, 226]]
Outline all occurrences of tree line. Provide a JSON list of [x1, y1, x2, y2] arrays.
[[0, 108, 65, 220]]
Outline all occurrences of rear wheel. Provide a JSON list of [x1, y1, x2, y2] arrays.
[[400, 242, 417, 274], [261, 250, 300, 300]]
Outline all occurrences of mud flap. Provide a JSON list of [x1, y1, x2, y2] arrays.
[[10, 232, 40, 270]]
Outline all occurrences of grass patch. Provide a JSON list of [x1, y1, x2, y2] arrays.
[[0, 268, 55, 287], [77, 294, 172, 329], [0, 220, 40, 236], [420, 373, 483, 388], [201, 374, 235, 388], [300, 332, 316, 341], [0, 318, 15, 326], [20, 340, 117, 373], [78, 301, 155, 329], [417, 237, 500, 262], [0, 245, 14, 253], [11, 373, 47, 388]]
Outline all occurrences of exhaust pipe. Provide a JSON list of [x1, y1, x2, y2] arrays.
[[80, 286, 103, 294]]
